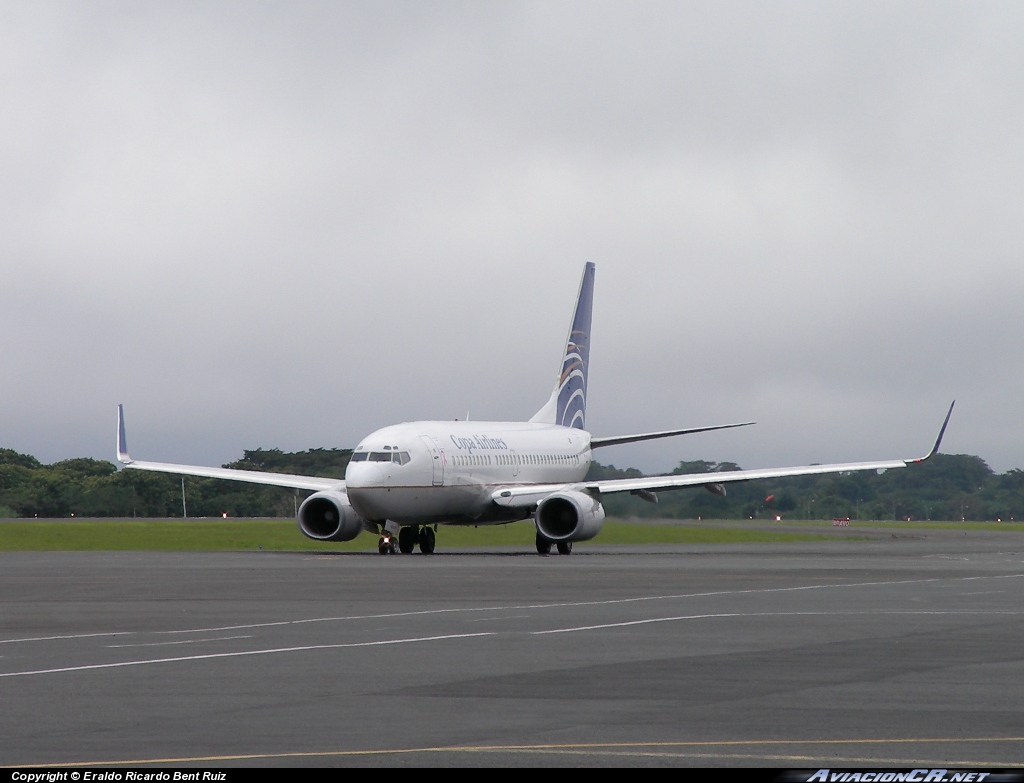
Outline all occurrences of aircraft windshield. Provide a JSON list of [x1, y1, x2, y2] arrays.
[[359, 451, 412, 465]]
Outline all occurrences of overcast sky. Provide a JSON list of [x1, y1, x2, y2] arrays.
[[2, 1, 1022, 475]]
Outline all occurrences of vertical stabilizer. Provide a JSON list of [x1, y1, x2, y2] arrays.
[[529, 263, 595, 429]]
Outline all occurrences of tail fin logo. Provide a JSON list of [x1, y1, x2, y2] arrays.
[[556, 264, 594, 429]]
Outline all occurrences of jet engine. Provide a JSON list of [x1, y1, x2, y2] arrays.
[[297, 490, 364, 542], [535, 490, 605, 543]]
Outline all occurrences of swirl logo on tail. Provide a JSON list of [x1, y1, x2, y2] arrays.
[[556, 265, 594, 429], [528, 263, 595, 429]]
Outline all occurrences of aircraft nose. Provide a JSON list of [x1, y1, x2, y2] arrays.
[[345, 457, 395, 489]]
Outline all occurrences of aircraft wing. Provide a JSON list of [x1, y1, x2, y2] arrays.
[[116, 405, 343, 492], [493, 402, 954, 509]]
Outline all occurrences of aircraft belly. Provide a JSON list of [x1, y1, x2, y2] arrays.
[[348, 485, 491, 522]]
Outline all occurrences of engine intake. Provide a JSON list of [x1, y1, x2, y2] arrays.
[[298, 490, 364, 542], [535, 490, 605, 543]]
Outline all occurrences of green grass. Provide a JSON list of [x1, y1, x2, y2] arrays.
[[0, 518, 841, 551]]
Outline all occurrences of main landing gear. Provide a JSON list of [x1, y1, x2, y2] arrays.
[[397, 526, 416, 554], [380, 524, 436, 555], [536, 532, 572, 556]]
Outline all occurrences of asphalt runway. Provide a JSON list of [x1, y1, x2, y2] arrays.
[[2, 528, 1024, 768]]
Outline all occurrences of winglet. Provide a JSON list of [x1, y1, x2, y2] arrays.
[[117, 404, 132, 464], [910, 400, 955, 463]]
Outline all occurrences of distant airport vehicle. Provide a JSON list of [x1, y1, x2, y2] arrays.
[[116, 263, 954, 555]]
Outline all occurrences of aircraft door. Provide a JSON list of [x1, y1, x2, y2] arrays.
[[420, 436, 445, 486]]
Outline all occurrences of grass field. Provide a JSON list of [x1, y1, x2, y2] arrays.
[[0, 518, 848, 551]]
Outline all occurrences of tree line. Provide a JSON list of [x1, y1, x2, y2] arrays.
[[1, 446, 1021, 521]]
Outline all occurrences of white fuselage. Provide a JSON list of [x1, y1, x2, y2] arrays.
[[344, 420, 592, 525]]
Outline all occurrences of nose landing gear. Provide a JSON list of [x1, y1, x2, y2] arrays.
[[377, 532, 396, 555]]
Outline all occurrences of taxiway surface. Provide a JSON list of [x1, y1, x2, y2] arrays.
[[2, 528, 1023, 767]]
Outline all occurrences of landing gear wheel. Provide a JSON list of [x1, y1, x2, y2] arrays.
[[418, 526, 436, 554], [398, 526, 417, 554], [536, 533, 552, 555], [377, 535, 396, 555], [556, 541, 573, 555]]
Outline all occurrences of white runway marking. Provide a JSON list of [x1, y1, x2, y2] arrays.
[[0, 632, 128, 644], [0, 632, 495, 678], [532, 610, 1024, 635], [534, 613, 743, 633], [106, 635, 253, 648], [3, 608, 1020, 678], [19, 736, 1024, 768], [1, 572, 1020, 646]]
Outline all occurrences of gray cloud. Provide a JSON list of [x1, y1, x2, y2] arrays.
[[2, 1, 1021, 474]]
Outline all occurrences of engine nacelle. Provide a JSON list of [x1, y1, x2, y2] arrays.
[[535, 490, 606, 543], [297, 490, 364, 542]]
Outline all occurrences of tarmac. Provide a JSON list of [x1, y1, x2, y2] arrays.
[[2, 526, 1023, 767]]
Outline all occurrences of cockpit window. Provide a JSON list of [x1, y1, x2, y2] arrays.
[[353, 450, 411, 464]]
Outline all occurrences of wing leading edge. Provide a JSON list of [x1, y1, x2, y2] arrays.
[[116, 405, 343, 492], [493, 402, 955, 509]]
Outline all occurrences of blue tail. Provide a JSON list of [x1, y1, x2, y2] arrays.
[[530, 263, 595, 429]]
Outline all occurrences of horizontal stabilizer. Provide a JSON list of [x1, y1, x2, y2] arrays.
[[591, 421, 755, 449]]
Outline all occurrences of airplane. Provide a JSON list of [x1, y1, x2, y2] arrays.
[[116, 262, 954, 555]]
